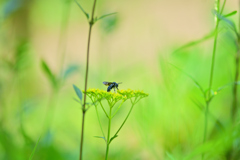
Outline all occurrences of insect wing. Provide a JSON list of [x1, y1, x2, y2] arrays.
[[103, 81, 113, 86]]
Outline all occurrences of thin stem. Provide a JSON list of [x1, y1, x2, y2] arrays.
[[202, 1, 220, 159], [58, 1, 72, 74], [112, 101, 124, 118], [95, 105, 106, 140], [105, 108, 112, 160], [208, 21, 219, 101], [111, 103, 135, 144], [232, 0, 240, 123], [100, 101, 109, 118], [203, 102, 209, 143], [79, 0, 97, 160]]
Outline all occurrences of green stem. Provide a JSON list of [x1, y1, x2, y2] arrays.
[[111, 103, 135, 144], [105, 107, 112, 160], [58, 0, 72, 74], [231, 0, 240, 124], [100, 101, 109, 118], [79, 0, 97, 160], [112, 101, 124, 118], [95, 105, 106, 141], [202, 1, 220, 159]]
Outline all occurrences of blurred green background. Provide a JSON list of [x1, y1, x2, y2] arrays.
[[0, 0, 240, 159]]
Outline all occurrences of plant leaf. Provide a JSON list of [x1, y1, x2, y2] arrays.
[[73, 84, 83, 101], [62, 64, 79, 80], [29, 136, 41, 160], [223, 11, 237, 18], [213, 10, 238, 34], [73, 98, 82, 104], [74, 0, 89, 20], [41, 60, 58, 88], [94, 136, 106, 141], [169, 63, 205, 97], [173, 30, 216, 53], [109, 135, 118, 143], [95, 12, 117, 22], [166, 152, 176, 160]]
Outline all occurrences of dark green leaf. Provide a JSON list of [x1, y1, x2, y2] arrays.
[[29, 136, 41, 160], [73, 84, 82, 101], [74, 0, 89, 20], [96, 12, 117, 22], [223, 11, 237, 18], [41, 60, 58, 88]]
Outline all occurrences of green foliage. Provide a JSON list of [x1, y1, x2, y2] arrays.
[[73, 84, 83, 102], [29, 137, 41, 160], [41, 60, 58, 89]]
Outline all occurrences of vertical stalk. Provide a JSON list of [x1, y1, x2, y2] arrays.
[[203, 0, 220, 143], [58, 1, 72, 74], [232, 0, 240, 124], [105, 108, 112, 160], [79, 0, 97, 160], [202, 1, 220, 159]]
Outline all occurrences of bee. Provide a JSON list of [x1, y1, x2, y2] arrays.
[[103, 81, 122, 92]]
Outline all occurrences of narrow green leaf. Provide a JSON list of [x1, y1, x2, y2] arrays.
[[166, 152, 176, 160], [213, 10, 238, 34], [169, 63, 205, 97], [73, 98, 82, 104], [62, 64, 79, 80], [41, 60, 57, 88], [173, 30, 216, 53], [94, 136, 106, 141], [95, 12, 117, 22], [73, 84, 83, 101], [191, 98, 224, 131], [223, 11, 237, 18], [109, 135, 118, 143], [29, 136, 41, 160], [74, 0, 89, 19]]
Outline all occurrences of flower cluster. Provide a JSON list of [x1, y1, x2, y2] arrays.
[[83, 89, 148, 106], [117, 89, 148, 99]]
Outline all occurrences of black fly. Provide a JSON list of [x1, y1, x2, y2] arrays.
[[103, 81, 122, 92]]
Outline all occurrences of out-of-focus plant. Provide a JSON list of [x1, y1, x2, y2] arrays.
[[72, 0, 116, 159], [81, 89, 148, 160], [171, 0, 240, 159]]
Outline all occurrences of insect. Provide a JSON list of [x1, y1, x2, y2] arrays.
[[103, 81, 122, 92]]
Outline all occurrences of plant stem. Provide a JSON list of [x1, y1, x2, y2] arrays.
[[111, 103, 135, 144], [203, 102, 209, 143], [95, 105, 106, 140], [79, 0, 97, 160], [58, 0, 72, 74], [105, 108, 112, 160], [231, 0, 240, 124], [202, 2, 220, 159]]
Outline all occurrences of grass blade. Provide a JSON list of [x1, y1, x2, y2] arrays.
[[170, 63, 205, 96], [29, 136, 41, 160], [173, 30, 216, 53]]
